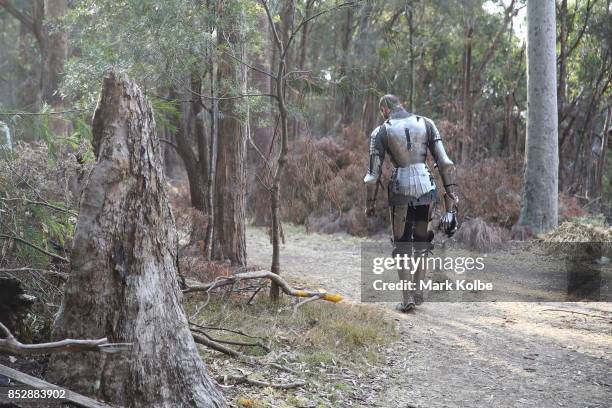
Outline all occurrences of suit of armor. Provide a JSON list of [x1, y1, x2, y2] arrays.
[[364, 106, 458, 310]]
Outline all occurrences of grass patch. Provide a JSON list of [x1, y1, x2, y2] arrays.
[[187, 296, 397, 365], [186, 295, 398, 406]]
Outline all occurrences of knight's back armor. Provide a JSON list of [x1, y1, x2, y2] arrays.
[[364, 107, 456, 206]]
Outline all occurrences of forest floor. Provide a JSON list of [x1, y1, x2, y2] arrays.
[[243, 224, 612, 408]]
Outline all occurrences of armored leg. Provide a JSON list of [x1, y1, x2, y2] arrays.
[[412, 217, 431, 305], [390, 205, 413, 309], [390, 205, 416, 311]]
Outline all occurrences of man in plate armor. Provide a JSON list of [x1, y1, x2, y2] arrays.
[[364, 94, 459, 312]]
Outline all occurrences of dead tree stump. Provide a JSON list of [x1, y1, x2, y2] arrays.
[[47, 73, 227, 407]]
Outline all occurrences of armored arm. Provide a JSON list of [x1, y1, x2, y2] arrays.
[[425, 119, 458, 213], [363, 125, 386, 216]]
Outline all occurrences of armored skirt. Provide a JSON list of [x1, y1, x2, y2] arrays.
[[387, 163, 440, 206]]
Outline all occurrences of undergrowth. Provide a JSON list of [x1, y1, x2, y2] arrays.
[[186, 295, 399, 407]]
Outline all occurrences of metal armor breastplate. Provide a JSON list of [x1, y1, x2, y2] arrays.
[[384, 116, 436, 200]]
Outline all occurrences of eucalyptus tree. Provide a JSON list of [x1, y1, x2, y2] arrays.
[[518, 0, 558, 233]]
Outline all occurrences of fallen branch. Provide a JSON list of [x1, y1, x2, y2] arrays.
[[0, 363, 112, 408], [0, 322, 131, 355], [189, 321, 267, 340], [0, 197, 78, 217], [192, 331, 243, 357], [184, 270, 343, 303], [216, 374, 305, 389], [0, 267, 68, 281], [190, 326, 270, 352], [293, 293, 324, 315], [192, 332, 297, 374], [247, 283, 266, 305]]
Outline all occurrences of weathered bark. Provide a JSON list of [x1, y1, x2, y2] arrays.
[[47, 73, 227, 408], [518, 0, 558, 233], [213, 15, 248, 267]]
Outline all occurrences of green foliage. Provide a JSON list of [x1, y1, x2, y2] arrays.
[[0, 143, 80, 267], [150, 97, 180, 133], [0, 106, 94, 161]]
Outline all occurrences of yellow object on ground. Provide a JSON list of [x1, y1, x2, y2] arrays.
[[294, 290, 343, 303]]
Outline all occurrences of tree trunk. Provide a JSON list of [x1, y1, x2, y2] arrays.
[[262, 0, 293, 300], [205, 59, 219, 260], [355, 1, 373, 131], [251, 14, 274, 227], [461, 19, 473, 164], [213, 5, 247, 267], [340, 6, 355, 126], [595, 105, 611, 195], [47, 73, 227, 408], [191, 74, 210, 213], [518, 0, 558, 233], [405, 2, 415, 112], [43, 0, 68, 135], [557, 0, 568, 124], [171, 88, 207, 212], [298, 0, 315, 71]]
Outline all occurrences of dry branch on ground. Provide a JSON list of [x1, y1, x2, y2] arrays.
[[0, 322, 130, 355], [183, 270, 343, 304]]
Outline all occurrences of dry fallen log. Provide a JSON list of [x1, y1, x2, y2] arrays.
[[0, 363, 113, 408], [184, 270, 343, 303], [0, 322, 130, 355]]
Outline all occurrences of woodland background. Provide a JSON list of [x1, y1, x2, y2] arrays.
[[0, 0, 611, 291], [2, 0, 611, 246], [0, 1, 611, 406]]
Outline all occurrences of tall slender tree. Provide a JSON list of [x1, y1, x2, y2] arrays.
[[213, 0, 248, 266], [518, 0, 558, 233]]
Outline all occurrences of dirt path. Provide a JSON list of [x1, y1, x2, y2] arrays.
[[247, 225, 612, 408]]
